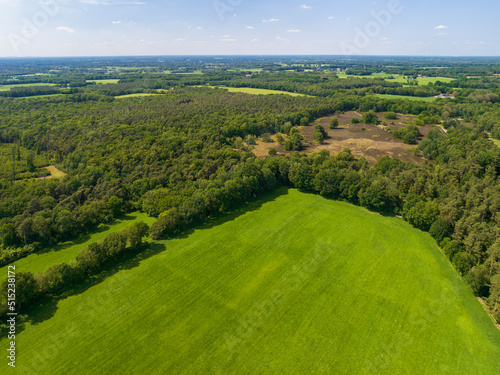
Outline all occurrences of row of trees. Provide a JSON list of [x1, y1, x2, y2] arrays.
[[0, 221, 149, 318]]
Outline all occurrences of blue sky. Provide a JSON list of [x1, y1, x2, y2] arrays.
[[0, 0, 499, 57]]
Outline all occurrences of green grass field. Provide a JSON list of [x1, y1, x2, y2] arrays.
[[375, 94, 439, 102], [115, 93, 159, 99], [385, 76, 455, 86], [336, 72, 455, 86], [0, 212, 155, 276], [3, 189, 500, 374], [86, 79, 120, 84], [202, 86, 308, 97], [0, 83, 58, 91]]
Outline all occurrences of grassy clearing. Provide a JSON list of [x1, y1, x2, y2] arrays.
[[115, 93, 159, 99], [0, 212, 155, 276], [0, 83, 58, 91], [375, 94, 438, 102], [44, 165, 67, 178], [86, 79, 119, 84], [385, 76, 455, 85], [4, 189, 500, 374], [201, 85, 308, 97], [15, 94, 64, 99]]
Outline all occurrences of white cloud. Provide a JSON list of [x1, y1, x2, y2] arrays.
[[300, 4, 311, 9], [434, 25, 448, 29], [220, 38, 237, 42], [276, 36, 290, 43], [57, 26, 75, 33], [195, 26, 203, 30], [287, 30, 301, 33], [262, 18, 279, 23], [112, 20, 121, 24], [327, 16, 334, 20], [246, 26, 255, 30], [251, 38, 259, 42]]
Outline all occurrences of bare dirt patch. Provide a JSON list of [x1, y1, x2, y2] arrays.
[[251, 112, 441, 164]]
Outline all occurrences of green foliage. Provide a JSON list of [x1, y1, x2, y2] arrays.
[[405, 201, 440, 232], [313, 124, 327, 143], [351, 118, 360, 124], [429, 218, 452, 243], [453, 252, 476, 275], [383, 112, 397, 119], [329, 117, 339, 129], [361, 110, 379, 125]]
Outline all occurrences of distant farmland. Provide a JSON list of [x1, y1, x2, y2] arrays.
[[375, 94, 439, 102], [4, 190, 500, 375]]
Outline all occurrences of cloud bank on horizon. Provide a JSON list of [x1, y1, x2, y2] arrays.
[[0, 0, 498, 56]]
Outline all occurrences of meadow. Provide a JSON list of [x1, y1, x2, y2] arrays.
[[0, 83, 58, 91], [86, 79, 120, 84], [3, 189, 500, 375], [205, 86, 308, 97], [0, 212, 155, 276], [374, 94, 438, 102]]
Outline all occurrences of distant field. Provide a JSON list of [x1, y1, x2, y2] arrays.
[[385, 76, 455, 85], [375, 94, 438, 102], [203, 85, 308, 97], [164, 70, 203, 75], [0, 212, 155, 276], [115, 93, 159, 99], [86, 79, 120, 84], [4, 190, 500, 374], [16, 94, 64, 99], [0, 83, 58, 91], [336, 72, 455, 86]]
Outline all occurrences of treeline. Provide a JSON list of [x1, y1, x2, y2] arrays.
[[0, 221, 149, 319]]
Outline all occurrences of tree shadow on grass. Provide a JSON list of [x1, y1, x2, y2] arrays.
[[4, 242, 167, 338], [169, 186, 290, 241], [33, 214, 137, 256], [3, 189, 291, 337]]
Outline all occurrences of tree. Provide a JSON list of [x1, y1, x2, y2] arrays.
[[26, 151, 36, 173], [358, 178, 401, 213], [107, 196, 124, 218], [383, 112, 397, 120], [362, 110, 379, 125], [465, 265, 489, 297], [126, 221, 150, 249], [313, 124, 326, 144], [0, 223, 20, 247], [268, 148, 277, 156], [452, 252, 476, 275], [329, 117, 339, 129], [405, 201, 440, 231], [101, 232, 127, 258], [429, 218, 452, 243]]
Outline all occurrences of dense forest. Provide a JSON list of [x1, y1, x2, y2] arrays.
[[0, 56, 500, 331]]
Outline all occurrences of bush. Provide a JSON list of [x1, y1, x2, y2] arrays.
[[351, 118, 360, 124], [268, 148, 277, 156], [362, 110, 379, 125], [329, 117, 339, 129], [383, 112, 397, 120]]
